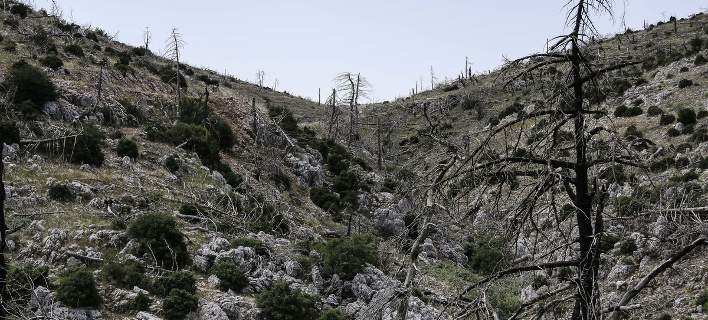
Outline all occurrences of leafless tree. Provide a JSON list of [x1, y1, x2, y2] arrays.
[[165, 28, 185, 111], [143, 26, 151, 51], [256, 70, 265, 87], [335, 72, 370, 147], [430, 65, 437, 90]]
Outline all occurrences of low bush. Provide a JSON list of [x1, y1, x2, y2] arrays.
[[599, 233, 620, 253], [162, 289, 198, 320], [116, 138, 139, 159], [690, 36, 705, 52], [464, 233, 510, 274], [256, 281, 320, 320], [231, 237, 270, 256], [659, 114, 675, 125], [209, 262, 249, 292], [246, 204, 289, 235], [48, 184, 74, 202], [650, 157, 676, 173], [178, 204, 199, 217], [698, 291, 708, 313], [623, 125, 643, 140], [614, 105, 643, 117], [677, 108, 697, 125], [678, 79, 693, 89], [64, 43, 84, 57], [0, 122, 20, 144], [617, 239, 637, 255], [40, 55, 63, 70], [670, 170, 699, 183], [67, 125, 105, 167], [695, 54, 707, 66], [319, 309, 347, 320], [646, 105, 662, 116], [10, 3, 31, 18], [55, 268, 101, 308], [310, 186, 341, 214], [132, 292, 151, 311], [152, 271, 196, 296], [6, 60, 57, 115], [159, 65, 187, 88], [102, 259, 145, 289], [697, 110, 708, 119], [615, 196, 644, 217], [499, 101, 524, 119], [127, 214, 189, 269], [320, 234, 378, 280], [165, 155, 180, 173]]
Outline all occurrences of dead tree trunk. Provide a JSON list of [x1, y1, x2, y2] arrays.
[[251, 98, 258, 145], [376, 117, 383, 170]]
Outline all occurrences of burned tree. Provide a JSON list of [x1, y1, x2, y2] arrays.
[[165, 28, 185, 112], [426, 0, 672, 319], [0, 122, 20, 318], [335, 72, 370, 147]]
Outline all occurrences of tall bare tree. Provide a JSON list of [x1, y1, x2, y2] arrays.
[[0, 122, 19, 319], [143, 26, 151, 51], [335, 72, 370, 147], [165, 28, 185, 112]]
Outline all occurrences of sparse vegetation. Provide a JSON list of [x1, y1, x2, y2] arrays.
[[64, 43, 85, 57], [464, 233, 510, 274], [101, 259, 146, 289]]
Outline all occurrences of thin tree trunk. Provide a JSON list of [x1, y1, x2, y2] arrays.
[[376, 117, 383, 170], [0, 150, 8, 319], [252, 98, 258, 145]]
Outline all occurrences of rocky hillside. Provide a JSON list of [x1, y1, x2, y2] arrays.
[[1, 1, 708, 320]]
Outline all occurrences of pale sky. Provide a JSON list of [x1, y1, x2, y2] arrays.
[[35, 1, 706, 101]]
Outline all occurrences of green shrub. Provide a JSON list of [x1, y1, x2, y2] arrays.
[[179, 97, 209, 125], [48, 184, 74, 202], [0, 122, 20, 144], [677, 108, 697, 125], [152, 271, 196, 296], [116, 138, 139, 159], [102, 259, 145, 289], [256, 281, 320, 320], [464, 233, 510, 274], [132, 47, 150, 56], [159, 65, 187, 88], [650, 157, 675, 173], [318, 309, 346, 320], [670, 170, 699, 183], [247, 204, 289, 235], [55, 269, 101, 308], [678, 79, 694, 89], [10, 3, 30, 18], [231, 237, 270, 256], [617, 239, 637, 255], [178, 204, 199, 216], [333, 170, 360, 210], [64, 43, 84, 57], [623, 125, 643, 140], [127, 214, 189, 269], [698, 291, 708, 312], [6, 60, 57, 114], [67, 126, 105, 166], [614, 105, 642, 117], [697, 110, 708, 119], [646, 105, 662, 116], [615, 196, 644, 217], [320, 234, 377, 280], [40, 55, 63, 70], [132, 292, 151, 312], [659, 114, 675, 125], [197, 74, 220, 86], [695, 54, 707, 66], [599, 233, 620, 253], [499, 101, 524, 119], [206, 116, 235, 149], [690, 36, 705, 52], [270, 170, 292, 191], [162, 289, 198, 320], [165, 155, 180, 173], [666, 128, 681, 137], [310, 187, 341, 214], [209, 262, 249, 292]]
